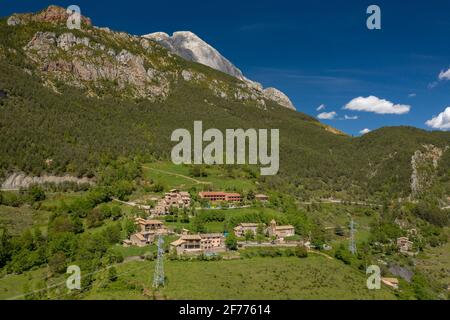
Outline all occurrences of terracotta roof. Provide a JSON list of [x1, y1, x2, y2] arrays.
[[199, 191, 241, 197], [199, 192, 226, 196]]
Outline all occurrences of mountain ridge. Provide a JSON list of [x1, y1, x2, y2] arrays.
[[143, 31, 297, 110], [0, 5, 449, 202]]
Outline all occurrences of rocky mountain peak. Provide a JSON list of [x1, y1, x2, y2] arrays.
[[143, 31, 245, 80], [143, 30, 296, 110], [7, 5, 92, 27], [4, 6, 296, 112]]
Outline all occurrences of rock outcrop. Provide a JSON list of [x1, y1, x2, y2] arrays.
[[7, 5, 92, 27], [1, 172, 94, 190], [262, 87, 296, 110], [144, 31, 297, 110], [23, 31, 170, 100], [143, 31, 245, 80], [410, 144, 447, 197]]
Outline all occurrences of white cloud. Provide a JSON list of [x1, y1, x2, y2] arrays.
[[428, 81, 438, 89], [316, 104, 326, 111], [425, 107, 450, 130], [317, 111, 337, 120], [439, 68, 450, 80], [344, 115, 358, 120], [360, 128, 371, 135], [408, 93, 416, 97], [344, 96, 411, 115]]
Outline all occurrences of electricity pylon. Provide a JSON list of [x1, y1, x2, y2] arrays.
[[349, 218, 357, 255], [152, 235, 165, 289]]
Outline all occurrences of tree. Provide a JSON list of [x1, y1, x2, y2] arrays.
[[256, 224, 266, 237], [28, 185, 46, 203], [48, 251, 67, 275], [246, 190, 255, 201], [86, 208, 105, 228], [98, 204, 112, 219], [0, 228, 12, 268], [225, 233, 238, 250], [151, 183, 164, 193], [71, 216, 84, 234], [110, 206, 122, 220], [103, 223, 121, 245], [193, 218, 206, 233], [108, 267, 118, 282], [122, 219, 137, 238], [295, 245, 308, 258], [244, 230, 254, 242], [334, 244, 352, 265]]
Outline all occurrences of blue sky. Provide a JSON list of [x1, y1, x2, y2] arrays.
[[2, 0, 450, 135]]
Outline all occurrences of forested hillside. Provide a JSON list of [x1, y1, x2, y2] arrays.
[[0, 7, 449, 202]]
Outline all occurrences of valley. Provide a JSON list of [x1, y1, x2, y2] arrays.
[[0, 5, 449, 301]]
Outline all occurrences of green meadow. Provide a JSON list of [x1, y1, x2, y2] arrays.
[[84, 255, 397, 300]]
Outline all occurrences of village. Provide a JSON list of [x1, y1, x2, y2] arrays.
[[121, 188, 418, 262], [121, 189, 301, 255]]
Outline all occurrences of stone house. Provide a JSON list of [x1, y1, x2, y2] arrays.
[[170, 233, 225, 255], [233, 223, 259, 237], [267, 220, 295, 239]]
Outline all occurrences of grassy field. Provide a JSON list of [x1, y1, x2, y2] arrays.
[[416, 240, 450, 292], [0, 205, 50, 235], [85, 255, 397, 300], [38, 192, 86, 212], [0, 267, 50, 300], [143, 162, 257, 192]]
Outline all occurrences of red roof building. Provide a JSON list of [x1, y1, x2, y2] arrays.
[[198, 191, 241, 202]]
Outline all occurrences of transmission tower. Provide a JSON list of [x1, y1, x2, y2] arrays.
[[349, 218, 357, 255], [152, 235, 165, 289]]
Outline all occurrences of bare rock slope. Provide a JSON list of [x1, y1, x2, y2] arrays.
[[144, 31, 296, 110]]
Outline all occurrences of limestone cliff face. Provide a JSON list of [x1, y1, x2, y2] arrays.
[[410, 144, 447, 197], [23, 31, 171, 101], [1, 172, 94, 190], [143, 31, 297, 110], [143, 31, 246, 80]]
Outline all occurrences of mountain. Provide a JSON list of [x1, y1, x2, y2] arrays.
[[143, 31, 297, 110], [0, 6, 449, 202], [143, 31, 246, 80]]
